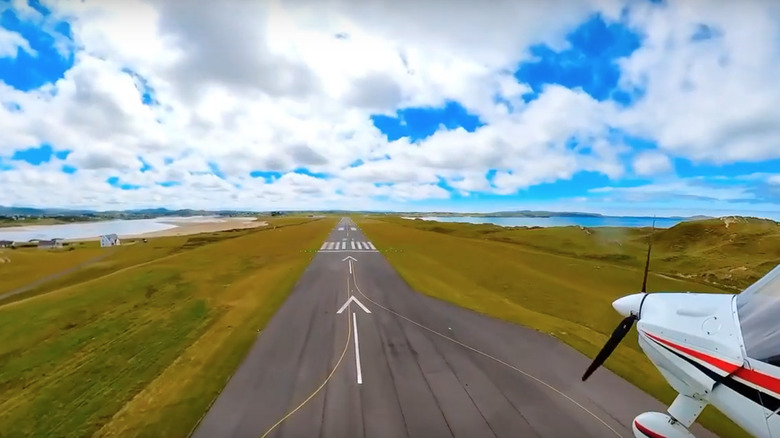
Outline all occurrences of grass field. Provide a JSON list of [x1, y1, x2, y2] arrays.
[[0, 216, 336, 437], [380, 215, 780, 291], [355, 216, 778, 438], [0, 217, 69, 227], [0, 244, 107, 295], [0, 217, 313, 306]]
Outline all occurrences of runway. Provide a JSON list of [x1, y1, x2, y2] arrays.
[[191, 218, 719, 438]]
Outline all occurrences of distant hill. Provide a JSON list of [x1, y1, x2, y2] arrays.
[[654, 216, 780, 250], [0, 206, 261, 218], [640, 216, 780, 289], [398, 210, 604, 218], [0, 206, 95, 216], [398, 210, 716, 219], [391, 214, 780, 291]]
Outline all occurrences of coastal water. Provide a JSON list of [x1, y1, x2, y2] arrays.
[[409, 216, 685, 228], [0, 217, 208, 242]]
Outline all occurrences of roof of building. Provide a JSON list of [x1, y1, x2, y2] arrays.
[[102, 233, 119, 239]]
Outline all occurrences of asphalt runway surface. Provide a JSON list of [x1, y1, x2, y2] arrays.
[[192, 218, 719, 438]]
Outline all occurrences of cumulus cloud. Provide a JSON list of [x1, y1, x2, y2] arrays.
[[632, 151, 672, 176], [0, 27, 36, 57], [615, 1, 780, 164], [589, 177, 754, 203], [0, 0, 778, 213]]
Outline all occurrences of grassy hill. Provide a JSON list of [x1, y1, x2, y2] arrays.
[[387, 215, 780, 291]]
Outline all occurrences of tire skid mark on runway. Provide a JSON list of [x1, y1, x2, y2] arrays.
[[378, 288, 457, 438], [350, 265, 625, 438], [259, 275, 353, 438], [419, 319, 500, 437]]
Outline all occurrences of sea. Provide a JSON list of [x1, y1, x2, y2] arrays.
[[405, 216, 685, 228], [0, 216, 214, 242]]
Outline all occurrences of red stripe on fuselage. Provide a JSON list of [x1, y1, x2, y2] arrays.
[[643, 331, 780, 397], [734, 368, 780, 398], [644, 332, 741, 374], [634, 420, 666, 438]]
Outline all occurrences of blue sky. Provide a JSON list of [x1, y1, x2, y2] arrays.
[[1, 1, 779, 217]]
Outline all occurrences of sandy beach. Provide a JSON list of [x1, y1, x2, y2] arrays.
[[124, 217, 268, 239], [59, 217, 269, 242]]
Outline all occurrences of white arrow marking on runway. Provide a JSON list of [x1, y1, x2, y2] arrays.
[[353, 312, 363, 384], [337, 295, 370, 314], [342, 255, 356, 273]]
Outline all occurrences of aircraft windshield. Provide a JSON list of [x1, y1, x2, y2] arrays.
[[736, 263, 780, 365]]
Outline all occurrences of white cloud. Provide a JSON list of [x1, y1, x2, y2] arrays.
[[632, 151, 672, 176], [2, 0, 778, 213], [589, 177, 753, 203], [616, 1, 780, 164], [768, 175, 780, 186], [1, 0, 636, 210], [0, 27, 36, 57]]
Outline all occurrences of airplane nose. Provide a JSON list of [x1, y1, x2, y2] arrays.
[[612, 293, 646, 318]]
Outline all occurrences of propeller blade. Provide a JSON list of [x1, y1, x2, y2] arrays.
[[640, 218, 656, 293], [582, 314, 637, 381]]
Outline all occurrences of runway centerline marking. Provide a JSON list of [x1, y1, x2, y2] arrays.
[[353, 312, 363, 385], [258, 274, 353, 438], [349, 262, 624, 438]]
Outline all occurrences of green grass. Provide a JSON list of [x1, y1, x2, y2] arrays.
[[0, 216, 336, 437], [0, 217, 68, 227], [384, 215, 780, 291], [0, 237, 191, 306], [0, 244, 107, 295], [356, 216, 766, 438]]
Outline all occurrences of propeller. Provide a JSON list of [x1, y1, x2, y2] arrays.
[[582, 218, 656, 382]]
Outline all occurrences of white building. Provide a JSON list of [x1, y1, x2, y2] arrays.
[[38, 239, 64, 250], [100, 234, 120, 247]]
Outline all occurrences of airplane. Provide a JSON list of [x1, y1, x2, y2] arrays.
[[582, 222, 780, 438]]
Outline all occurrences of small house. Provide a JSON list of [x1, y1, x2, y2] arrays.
[[0, 240, 13, 248], [38, 239, 63, 250], [100, 233, 120, 247]]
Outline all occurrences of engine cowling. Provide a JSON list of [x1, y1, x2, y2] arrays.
[[633, 412, 696, 438]]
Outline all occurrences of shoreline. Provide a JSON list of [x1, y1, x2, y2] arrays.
[[66, 218, 268, 242], [123, 219, 268, 239]]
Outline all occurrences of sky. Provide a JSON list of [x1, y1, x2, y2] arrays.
[[1, 0, 780, 218]]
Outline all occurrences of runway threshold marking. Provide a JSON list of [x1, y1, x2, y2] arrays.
[[259, 276, 354, 438], [349, 264, 625, 438]]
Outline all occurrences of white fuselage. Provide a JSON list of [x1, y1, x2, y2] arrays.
[[635, 292, 780, 438]]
